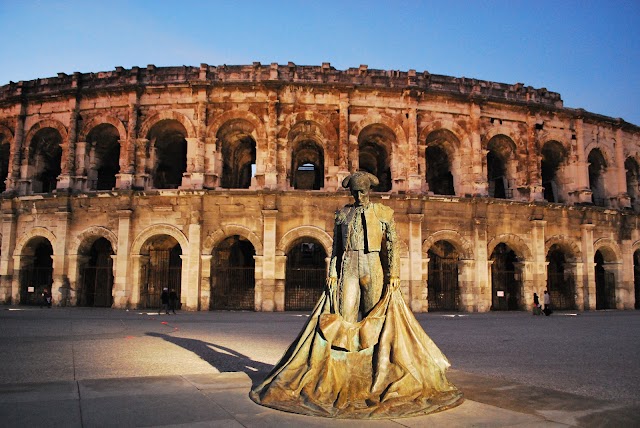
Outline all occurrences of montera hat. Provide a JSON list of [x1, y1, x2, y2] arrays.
[[342, 171, 379, 190]]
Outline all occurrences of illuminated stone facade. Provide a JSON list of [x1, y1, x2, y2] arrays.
[[0, 63, 638, 312]]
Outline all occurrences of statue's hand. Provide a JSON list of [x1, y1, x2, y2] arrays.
[[326, 276, 337, 290], [389, 276, 400, 290]]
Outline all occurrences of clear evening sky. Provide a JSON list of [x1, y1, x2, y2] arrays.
[[1, 0, 638, 125]]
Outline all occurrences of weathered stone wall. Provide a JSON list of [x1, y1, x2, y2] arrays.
[[0, 63, 638, 312]]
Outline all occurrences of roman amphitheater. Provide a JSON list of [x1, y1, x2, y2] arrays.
[[0, 62, 638, 313]]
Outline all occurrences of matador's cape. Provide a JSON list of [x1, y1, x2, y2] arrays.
[[249, 283, 463, 419]]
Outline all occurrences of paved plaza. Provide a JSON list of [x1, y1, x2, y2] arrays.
[[0, 306, 638, 427]]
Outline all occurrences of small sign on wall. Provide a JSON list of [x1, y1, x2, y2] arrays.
[[496, 290, 505, 297], [27, 286, 35, 293]]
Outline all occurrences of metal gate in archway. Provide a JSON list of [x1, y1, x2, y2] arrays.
[[285, 240, 327, 311], [210, 267, 255, 310], [140, 249, 182, 310], [78, 266, 113, 307], [596, 270, 616, 310], [19, 267, 53, 306], [547, 272, 576, 310], [491, 270, 522, 310], [427, 259, 459, 311]]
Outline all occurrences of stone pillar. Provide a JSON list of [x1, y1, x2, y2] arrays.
[[200, 254, 212, 310], [73, 141, 88, 191], [113, 209, 132, 308], [261, 209, 278, 311], [254, 255, 264, 311], [580, 223, 596, 310], [473, 217, 491, 311], [204, 137, 218, 188], [407, 108, 422, 193], [515, 261, 534, 310], [58, 110, 79, 191], [571, 117, 593, 204], [181, 137, 204, 189], [51, 210, 71, 304], [408, 214, 425, 312], [469, 103, 486, 196], [0, 210, 16, 302], [6, 106, 25, 194], [130, 255, 146, 309], [263, 94, 278, 189], [619, 239, 634, 309], [458, 259, 477, 311], [183, 220, 202, 310], [64, 254, 82, 307], [615, 127, 631, 208], [133, 138, 150, 189], [568, 262, 585, 310], [530, 219, 547, 292], [338, 93, 351, 184], [527, 116, 545, 201]]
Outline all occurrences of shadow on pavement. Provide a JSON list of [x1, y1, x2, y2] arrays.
[[145, 332, 273, 384]]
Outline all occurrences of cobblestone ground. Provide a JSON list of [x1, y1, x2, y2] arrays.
[[0, 306, 638, 405]]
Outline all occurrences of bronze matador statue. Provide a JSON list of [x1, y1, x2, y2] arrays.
[[250, 171, 463, 419]]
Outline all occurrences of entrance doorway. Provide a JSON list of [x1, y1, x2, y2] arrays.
[[140, 236, 182, 309], [285, 238, 326, 311], [19, 238, 54, 305], [210, 236, 255, 310], [427, 241, 459, 311], [78, 238, 114, 307], [490, 243, 521, 310], [546, 245, 576, 310], [595, 250, 616, 310]]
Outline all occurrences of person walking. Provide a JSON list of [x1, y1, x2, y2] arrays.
[[41, 288, 52, 308], [169, 289, 178, 314], [543, 289, 552, 316], [532, 292, 542, 315], [159, 288, 170, 314]]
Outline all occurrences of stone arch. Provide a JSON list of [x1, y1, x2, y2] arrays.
[[277, 226, 332, 257], [632, 239, 640, 254], [584, 143, 615, 168], [69, 226, 118, 256], [0, 123, 14, 143], [487, 233, 532, 261], [139, 110, 196, 140], [278, 111, 338, 143], [419, 124, 466, 149], [202, 224, 263, 256], [350, 114, 408, 147], [79, 114, 127, 142], [422, 230, 474, 260], [206, 110, 267, 142], [593, 238, 622, 262], [14, 227, 57, 257], [545, 235, 581, 261], [130, 224, 189, 256], [24, 119, 68, 146], [483, 127, 521, 149]]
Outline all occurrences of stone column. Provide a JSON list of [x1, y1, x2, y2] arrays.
[[407, 108, 422, 193], [263, 94, 278, 189], [58, 110, 79, 191], [408, 214, 425, 312], [530, 219, 547, 292], [571, 117, 593, 204], [0, 210, 16, 302], [567, 261, 585, 310], [458, 259, 477, 311], [200, 254, 212, 310], [51, 210, 71, 304], [204, 137, 218, 188], [254, 255, 264, 311], [473, 216, 491, 311], [183, 219, 202, 310], [133, 138, 150, 189], [130, 255, 146, 309], [580, 223, 596, 310], [470, 103, 487, 196], [113, 209, 132, 308], [261, 209, 278, 311], [6, 106, 25, 194], [338, 93, 351, 184], [615, 127, 631, 208], [619, 239, 634, 309], [527, 116, 545, 201], [515, 261, 534, 310]]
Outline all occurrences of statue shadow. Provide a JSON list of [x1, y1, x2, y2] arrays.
[[145, 332, 273, 385]]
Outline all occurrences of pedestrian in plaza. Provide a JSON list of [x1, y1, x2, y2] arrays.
[[41, 288, 52, 308], [169, 289, 178, 314], [532, 292, 542, 315], [159, 288, 170, 314], [543, 289, 552, 316]]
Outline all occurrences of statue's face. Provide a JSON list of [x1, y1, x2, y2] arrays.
[[350, 187, 370, 206]]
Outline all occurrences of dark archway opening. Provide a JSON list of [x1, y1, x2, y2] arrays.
[[78, 238, 114, 307], [541, 141, 565, 203], [490, 243, 521, 310], [30, 128, 62, 193], [426, 145, 455, 195], [140, 237, 182, 309], [285, 238, 327, 310], [210, 236, 255, 310], [595, 250, 616, 310], [546, 245, 575, 310], [19, 239, 54, 306], [427, 240, 459, 311]]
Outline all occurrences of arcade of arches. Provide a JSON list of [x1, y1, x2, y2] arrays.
[[0, 64, 639, 312]]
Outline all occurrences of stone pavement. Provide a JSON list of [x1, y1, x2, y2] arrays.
[[2, 367, 638, 427], [1, 307, 638, 427]]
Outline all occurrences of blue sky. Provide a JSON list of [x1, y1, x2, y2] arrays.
[[1, 0, 638, 125]]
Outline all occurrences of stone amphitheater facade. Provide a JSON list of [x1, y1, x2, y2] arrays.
[[0, 62, 639, 312]]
